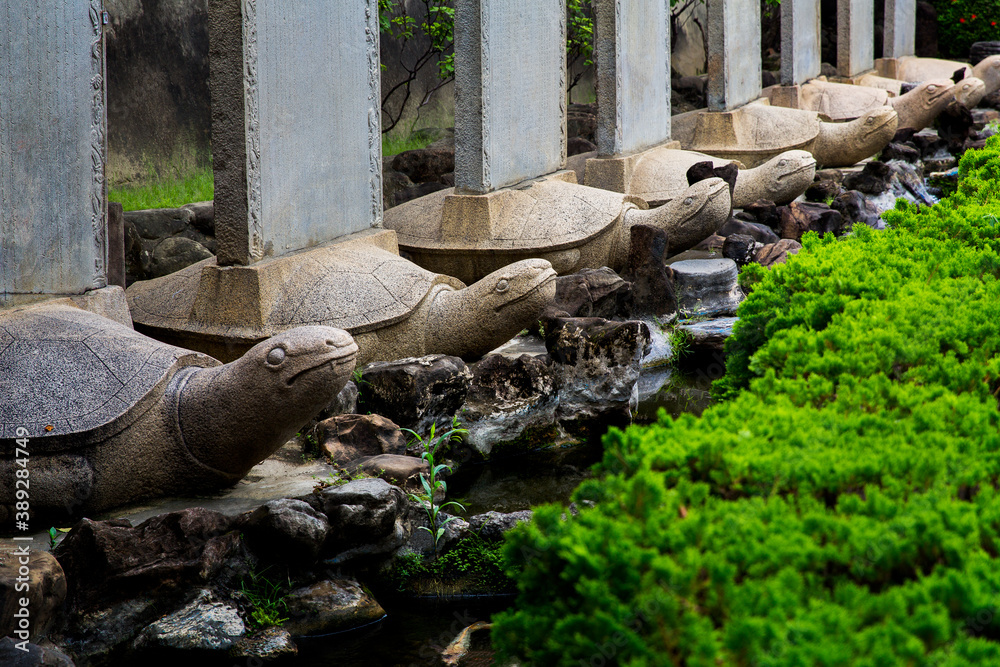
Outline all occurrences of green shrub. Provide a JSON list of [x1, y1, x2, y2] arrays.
[[492, 136, 1000, 666], [929, 0, 1000, 60]]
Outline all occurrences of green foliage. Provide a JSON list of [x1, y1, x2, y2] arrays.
[[108, 165, 213, 211], [492, 136, 1000, 666], [393, 535, 513, 594], [929, 0, 999, 59], [404, 416, 469, 555], [239, 567, 290, 629]]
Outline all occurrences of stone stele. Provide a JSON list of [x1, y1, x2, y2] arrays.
[[383, 171, 731, 285], [792, 78, 961, 131], [127, 233, 558, 365], [0, 300, 358, 519], [670, 101, 898, 168]]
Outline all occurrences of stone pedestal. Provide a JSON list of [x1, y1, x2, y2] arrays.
[[583, 142, 682, 194]]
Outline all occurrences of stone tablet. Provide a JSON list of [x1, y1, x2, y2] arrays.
[[884, 0, 916, 59], [707, 0, 762, 111], [838, 0, 875, 76], [454, 0, 566, 193], [1, 1, 107, 303], [594, 0, 671, 156], [781, 0, 822, 85], [210, 0, 382, 266]]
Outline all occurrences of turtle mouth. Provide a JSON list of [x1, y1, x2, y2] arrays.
[[494, 268, 558, 312], [285, 341, 359, 386], [777, 161, 817, 181]]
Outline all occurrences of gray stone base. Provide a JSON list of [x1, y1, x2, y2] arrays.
[[583, 142, 682, 193], [0, 286, 132, 328]]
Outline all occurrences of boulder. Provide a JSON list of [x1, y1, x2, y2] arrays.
[[742, 199, 780, 230], [283, 579, 385, 637], [148, 236, 213, 278], [619, 224, 677, 319], [351, 454, 429, 491], [669, 259, 744, 317], [804, 179, 841, 202], [230, 626, 298, 660], [754, 239, 803, 268], [468, 511, 534, 541], [542, 267, 631, 321], [134, 590, 244, 652], [238, 499, 330, 564], [0, 638, 74, 667], [0, 548, 66, 639], [382, 169, 414, 211], [318, 479, 409, 561], [778, 201, 844, 241], [359, 355, 472, 435], [315, 380, 360, 421], [675, 317, 738, 352], [390, 147, 455, 184], [842, 161, 892, 195], [722, 234, 756, 268], [314, 413, 408, 464], [880, 142, 921, 163], [567, 136, 597, 156], [718, 217, 780, 244], [180, 200, 214, 236], [831, 191, 885, 229], [392, 181, 448, 207]]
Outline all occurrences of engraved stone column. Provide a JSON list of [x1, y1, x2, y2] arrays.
[[209, 0, 383, 266], [884, 0, 916, 59], [781, 0, 822, 85], [707, 0, 762, 111], [453, 0, 566, 193], [837, 0, 874, 77], [593, 0, 671, 157], [1, 1, 107, 304]]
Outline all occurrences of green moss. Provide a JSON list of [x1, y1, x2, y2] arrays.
[[392, 535, 514, 596]]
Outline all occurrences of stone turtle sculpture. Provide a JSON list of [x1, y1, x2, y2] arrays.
[[384, 173, 731, 285], [127, 243, 558, 365], [795, 78, 958, 131], [671, 102, 898, 168], [0, 303, 358, 519], [887, 55, 1000, 98]]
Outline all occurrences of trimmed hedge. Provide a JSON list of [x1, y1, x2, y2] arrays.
[[493, 136, 1000, 666]]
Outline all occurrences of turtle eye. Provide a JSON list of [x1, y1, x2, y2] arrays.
[[927, 85, 937, 93], [266, 347, 286, 366], [778, 160, 787, 168], [496, 279, 510, 293], [683, 196, 694, 206]]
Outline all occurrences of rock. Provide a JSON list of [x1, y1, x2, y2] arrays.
[[382, 168, 414, 211], [742, 199, 781, 229], [778, 201, 844, 240], [971, 42, 1000, 67], [392, 181, 448, 206], [468, 510, 533, 540], [316, 380, 359, 420], [686, 161, 738, 203], [543, 267, 631, 321], [937, 103, 975, 148], [440, 172, 455, 186], [692, 233, 726, 251], [568, 136, 597, 156], [230, 626, 298, 660], [53, 509, 241, 609], [669, 259, 744, 317], [123, 219, 150, 284], [619, 224, 677, 319], [238, 499, 330, 564], [463, 354, 559, 456], [842, 161, 892, 195], [567, 103, 597, 142], [831, 191, 885, 229], [880, 142, 921, 163], [314, 413, 408, 464], [148, 236, 214, 278], [718, 217, 780, 244], [318, 479, 409, 561], [125, 207, 194, 240], [60, 597, 165, 662], [359, 355, 472, 435], [134, 590, 244, 652], [754, 239, 803, 268], [405, 508, 470, 556], [923, 154, 956, 172], [0, 638, 74, 666], [722, 234, 756, 268], [804, 179, 841, 202], [813, 168, 844, 183], [180, 200, 214, 236], [676, 316, 738, 351], [390, 147, 455, 183], [283, 579, 385, 637], [351, 454, 429, 490], [0, 549, 66, 639]]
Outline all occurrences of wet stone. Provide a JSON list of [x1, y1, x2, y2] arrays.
[[238, 498, 330, 564], [359, 355, 472, 435], [134, 590, 244, 652], [670, 259, 744, 317], [677, 316, 739, 351], [722, 234, 757, 268]]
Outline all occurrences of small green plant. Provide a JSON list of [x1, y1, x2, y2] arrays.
[[667, 327, 692, 361], [239, 566, 290, 629], [108, 165, 214, 211], [403, 416, 468, 555]]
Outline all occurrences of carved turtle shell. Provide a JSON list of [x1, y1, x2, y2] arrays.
[[127, 244, 465, 340], [0, 304, 215, 448], [384, 176, 645, 253], [671, 103, 822, 158], [799, 80, 892, 121]]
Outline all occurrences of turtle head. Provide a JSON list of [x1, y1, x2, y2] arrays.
[[424, 259, 557, 360], [973, 56, 1000, 96], [178, 326, 358, 478], [625, 177, 731, 255], [813, 108, 898, 167], [953, 77, 986, 109], [911, 79, 955, 110], [739, 150, 816, 205]]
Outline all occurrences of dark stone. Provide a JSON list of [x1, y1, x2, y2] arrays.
[[761, 70, 779, 88], [804, 179, 842, 202], [125, 208, 193, 241], [0, 550, 66, 639], [316, 380, 360, 421], [755, 239, 803, 268], [319, 479, 409, 560], [692, 233, 726, 251], [892, 127, 918, 145], [392, 181, 448, 207], [880, 142, 921, 163], [0, 638, 74, 667], [544, 318, 651, 369], [107, 203, 126, 289], [831, 191, 884, 229], [618, 224, 677, 319], [567, 103, 597, 142], [722, 234, 756, 268], [468, 354, 557, 405], [468, 510, 533, 541], [315, 413, 408, 464], [541, 267, 631, 322], [676, 317, 738, 352], [181, 201, 215, 236], [778, 201, 844, 240], [915, 2, 937, 57], [718, 217, 780, 244], [350, 454, 428, 491], [899, 81, 919, 95], [983, 91, 1000, 111], [813, 168, 844, 183], [53, 509, 241, 610], [238, 499, 329, 564], [148, 236, 213, 278], [743, 199, 780, 229], [123, 218, 149, 285], [390, 147, 455, 184], [568, 136, 597, 156], [439, 172, 455, 186], [230, 626, 298, 660], [842, 161, 892, 195], [283, 579, 385, 638], [938, 103, 975, 149], [687, 161, 738, 203], [382, 168, 414, 211], [970, 42, 1000, 66], [359, 355, 472, 434]]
